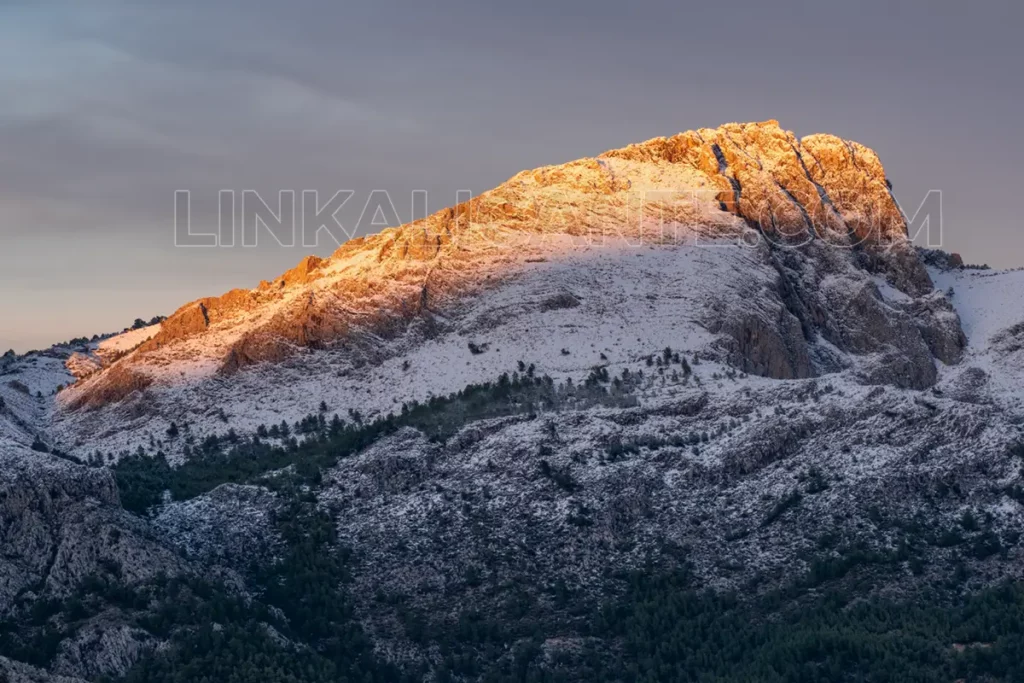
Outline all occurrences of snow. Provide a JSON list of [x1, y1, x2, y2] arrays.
[[0, 350, 76, 449], [929, 267, 1024, 346], [930, 266, 1024, 408], [95, 324, 162, 360], [872, 275, 912, 304], [0, 325, 163, 451]]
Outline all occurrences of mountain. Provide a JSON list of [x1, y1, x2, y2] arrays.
[[51, 120, 964, 455], [2, 121, 1024, 682]]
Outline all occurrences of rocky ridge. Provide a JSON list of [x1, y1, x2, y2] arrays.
[[60, 120, 940, 417]]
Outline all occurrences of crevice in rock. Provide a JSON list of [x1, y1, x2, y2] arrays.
[[774, 181, 815, 238], [800, 143, 828, 178], [711, 143, 743, 211], [723, 131, 763, 170], [766, 249, 817, 343], [791, 143, 842, 224]]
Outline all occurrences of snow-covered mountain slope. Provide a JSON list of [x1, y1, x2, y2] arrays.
[[49, 235, 966, 461], [46, 120, 971, 459], [932, 266, 1024, 409], [62, 121, 918, 401], [1, 350, 74, 451], [0, 324, 161, 452]]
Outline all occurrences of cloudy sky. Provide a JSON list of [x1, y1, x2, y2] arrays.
[[1, 0, 1021, 351]]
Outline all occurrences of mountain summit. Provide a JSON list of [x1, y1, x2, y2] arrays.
[[63, 121, 944, 418]]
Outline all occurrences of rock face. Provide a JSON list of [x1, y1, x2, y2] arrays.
[[51, 616, 155, 681], [61, 120, 950, 415], [0, 447, 202, 680], [604, 123, 904, 242], [0, 447, 186, 614]]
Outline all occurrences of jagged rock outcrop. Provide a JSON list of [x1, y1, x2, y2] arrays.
[[697, 238, 963, 389], [51, 615, 155, 680], [0, 446, 251, 681], [152, 484, 278, 566], [0, 448, 186, 613]]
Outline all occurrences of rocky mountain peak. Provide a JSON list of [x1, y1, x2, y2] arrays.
[[605, 120, 905, 243], [61, 121, 941, 412]]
